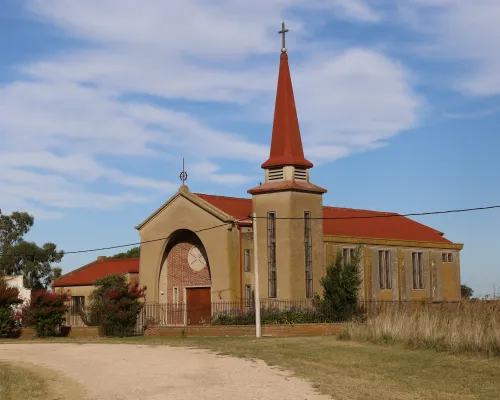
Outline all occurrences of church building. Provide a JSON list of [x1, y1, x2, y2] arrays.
[[135, 41, 463, 308], [54, 30, 463, 317]]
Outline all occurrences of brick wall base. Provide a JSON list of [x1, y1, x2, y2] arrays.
[[20, 326, 100, 338], [14, 324, 346, 339], [144, 323, 346, 337]]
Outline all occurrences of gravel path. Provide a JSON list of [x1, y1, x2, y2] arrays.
[[0, 344, 330, 400]]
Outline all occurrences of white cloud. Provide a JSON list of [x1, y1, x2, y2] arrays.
[[0, 166, 148, 220], [188, 162, 257, 186], [326, 0, 380, 22], [0, 0, 420, 219], [295, 49, 420, 146], [404, 0, 500, 96]]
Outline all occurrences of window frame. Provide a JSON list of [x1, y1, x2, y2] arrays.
[[244, 284, 252, 308], [244, 249, 251, 272], [412, 252, 425, 290], [267, 211, 277, 298], [304, 211, 313, 298], [342, 248, 356, 265], [378, 250, 392, 290], [71, 296, 85, 313]]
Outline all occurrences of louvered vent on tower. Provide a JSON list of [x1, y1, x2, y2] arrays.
[[294, 167, 307, 181], [268, 167, 284, 181]]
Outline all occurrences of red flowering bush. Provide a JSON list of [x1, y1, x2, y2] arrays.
[[22, 290, 70, 337], [0, 278, 24, 338], [86, 274, 146, 337]]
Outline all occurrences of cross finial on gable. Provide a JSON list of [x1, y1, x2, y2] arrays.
[[279, 21, 289, 53], [179, 157, 188, 185]]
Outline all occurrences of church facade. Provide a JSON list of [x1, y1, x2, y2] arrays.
[[135, 48, 463, 311]]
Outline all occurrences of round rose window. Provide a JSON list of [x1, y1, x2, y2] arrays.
[[188, 246, 207, 271]]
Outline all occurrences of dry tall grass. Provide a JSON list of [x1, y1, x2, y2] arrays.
[[341, 301, 500, 356]]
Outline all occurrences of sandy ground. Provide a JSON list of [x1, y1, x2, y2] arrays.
[[0, 344, 330, 400]]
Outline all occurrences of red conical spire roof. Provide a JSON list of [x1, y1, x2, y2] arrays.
[[261, 51, 313, 169]]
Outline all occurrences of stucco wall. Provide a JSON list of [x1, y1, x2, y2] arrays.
[[137, 189, 238, 302], [251, 190, 324, 300], [324, 239, 462, 302], [53, 285, 94, 303]]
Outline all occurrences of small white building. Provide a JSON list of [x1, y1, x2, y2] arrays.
[[4, 275, 31, 308]]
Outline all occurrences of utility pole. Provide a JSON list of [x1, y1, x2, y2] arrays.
[[252, 212, 261, 338]]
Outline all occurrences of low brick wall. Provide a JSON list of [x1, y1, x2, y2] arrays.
[[144, 323, 346, 337], [20, 326, 100, 338]]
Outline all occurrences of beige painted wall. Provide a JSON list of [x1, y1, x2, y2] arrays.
[[324, 240, 462, 302], [137, 188, 240, 303], [53, 285, 94, 303], [251, 190, 324, 299]]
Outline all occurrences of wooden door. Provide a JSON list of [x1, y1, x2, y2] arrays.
[[186, 287, 211, 325]]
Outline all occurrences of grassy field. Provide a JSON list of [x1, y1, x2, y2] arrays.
[[4, 335, 500, 399], [0, 360, 84, 400], [343, 301, 500, 356]]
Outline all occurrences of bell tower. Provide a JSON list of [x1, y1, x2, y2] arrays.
[[248, 23, 326, 300]]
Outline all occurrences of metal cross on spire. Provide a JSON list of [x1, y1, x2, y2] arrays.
[[179, 157, 188, 185], [278, 21, 288, 53]]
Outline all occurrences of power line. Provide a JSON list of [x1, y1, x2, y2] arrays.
[[0, 204, 498, 258], [250, 204, 500, 220], [0, 220, 242, 258]]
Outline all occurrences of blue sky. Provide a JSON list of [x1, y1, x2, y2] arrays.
[[0, 0, 499, 297]]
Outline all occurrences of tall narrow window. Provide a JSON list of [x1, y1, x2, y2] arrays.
[[342, 248, 356, 265], [173, 287, 179, 305], [343, 248, 349, 264], [378, 250, 392, 290], [304, 211, 313, 298], [72, 296, 85, 312], [245, 284, 252, 308], [412, 252, 425, 289], [244, 249, 251, 272], [267, 212, 277, 298]]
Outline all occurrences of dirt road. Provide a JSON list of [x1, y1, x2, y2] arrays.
[[0, 343, 330, 400]]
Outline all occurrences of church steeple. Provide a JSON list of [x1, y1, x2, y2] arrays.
[[261, 49, 313, 170], [247, 23, 326, 300]]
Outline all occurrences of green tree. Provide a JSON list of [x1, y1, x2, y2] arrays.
[[461, 284, 474, 300], [52, 267, 63, 280], [109, 247, 140, 259], [22, 290, 70, 337], [314, 246, 363, 321], [0, 210, 64, 289], [84, 274, 146, 337], [0, 278, 24, 337]]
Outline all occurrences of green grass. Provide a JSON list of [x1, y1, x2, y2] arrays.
[[0, 360, 85, 400], [5, 335, 500, 399], [0, 361, 53, 400]]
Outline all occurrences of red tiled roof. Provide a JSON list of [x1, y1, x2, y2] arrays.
[[196, 193, 253, 221], [322, 206, 451, 243], [196, 193, 452, 244], [261, 52, 313, 169], [53, 258, 140, 287]]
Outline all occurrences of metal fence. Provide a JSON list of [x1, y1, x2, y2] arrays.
[[63, 299, 483, 336]]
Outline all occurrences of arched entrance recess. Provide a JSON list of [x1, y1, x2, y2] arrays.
[[158, 229, 211, 325]]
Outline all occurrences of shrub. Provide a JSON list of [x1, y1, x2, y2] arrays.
[[22, 290, 69, 337], [211, 305, 338, 325], [0, 278, 24, 337], [313, 247, 364, 322], [85, 274, 146, 337]]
